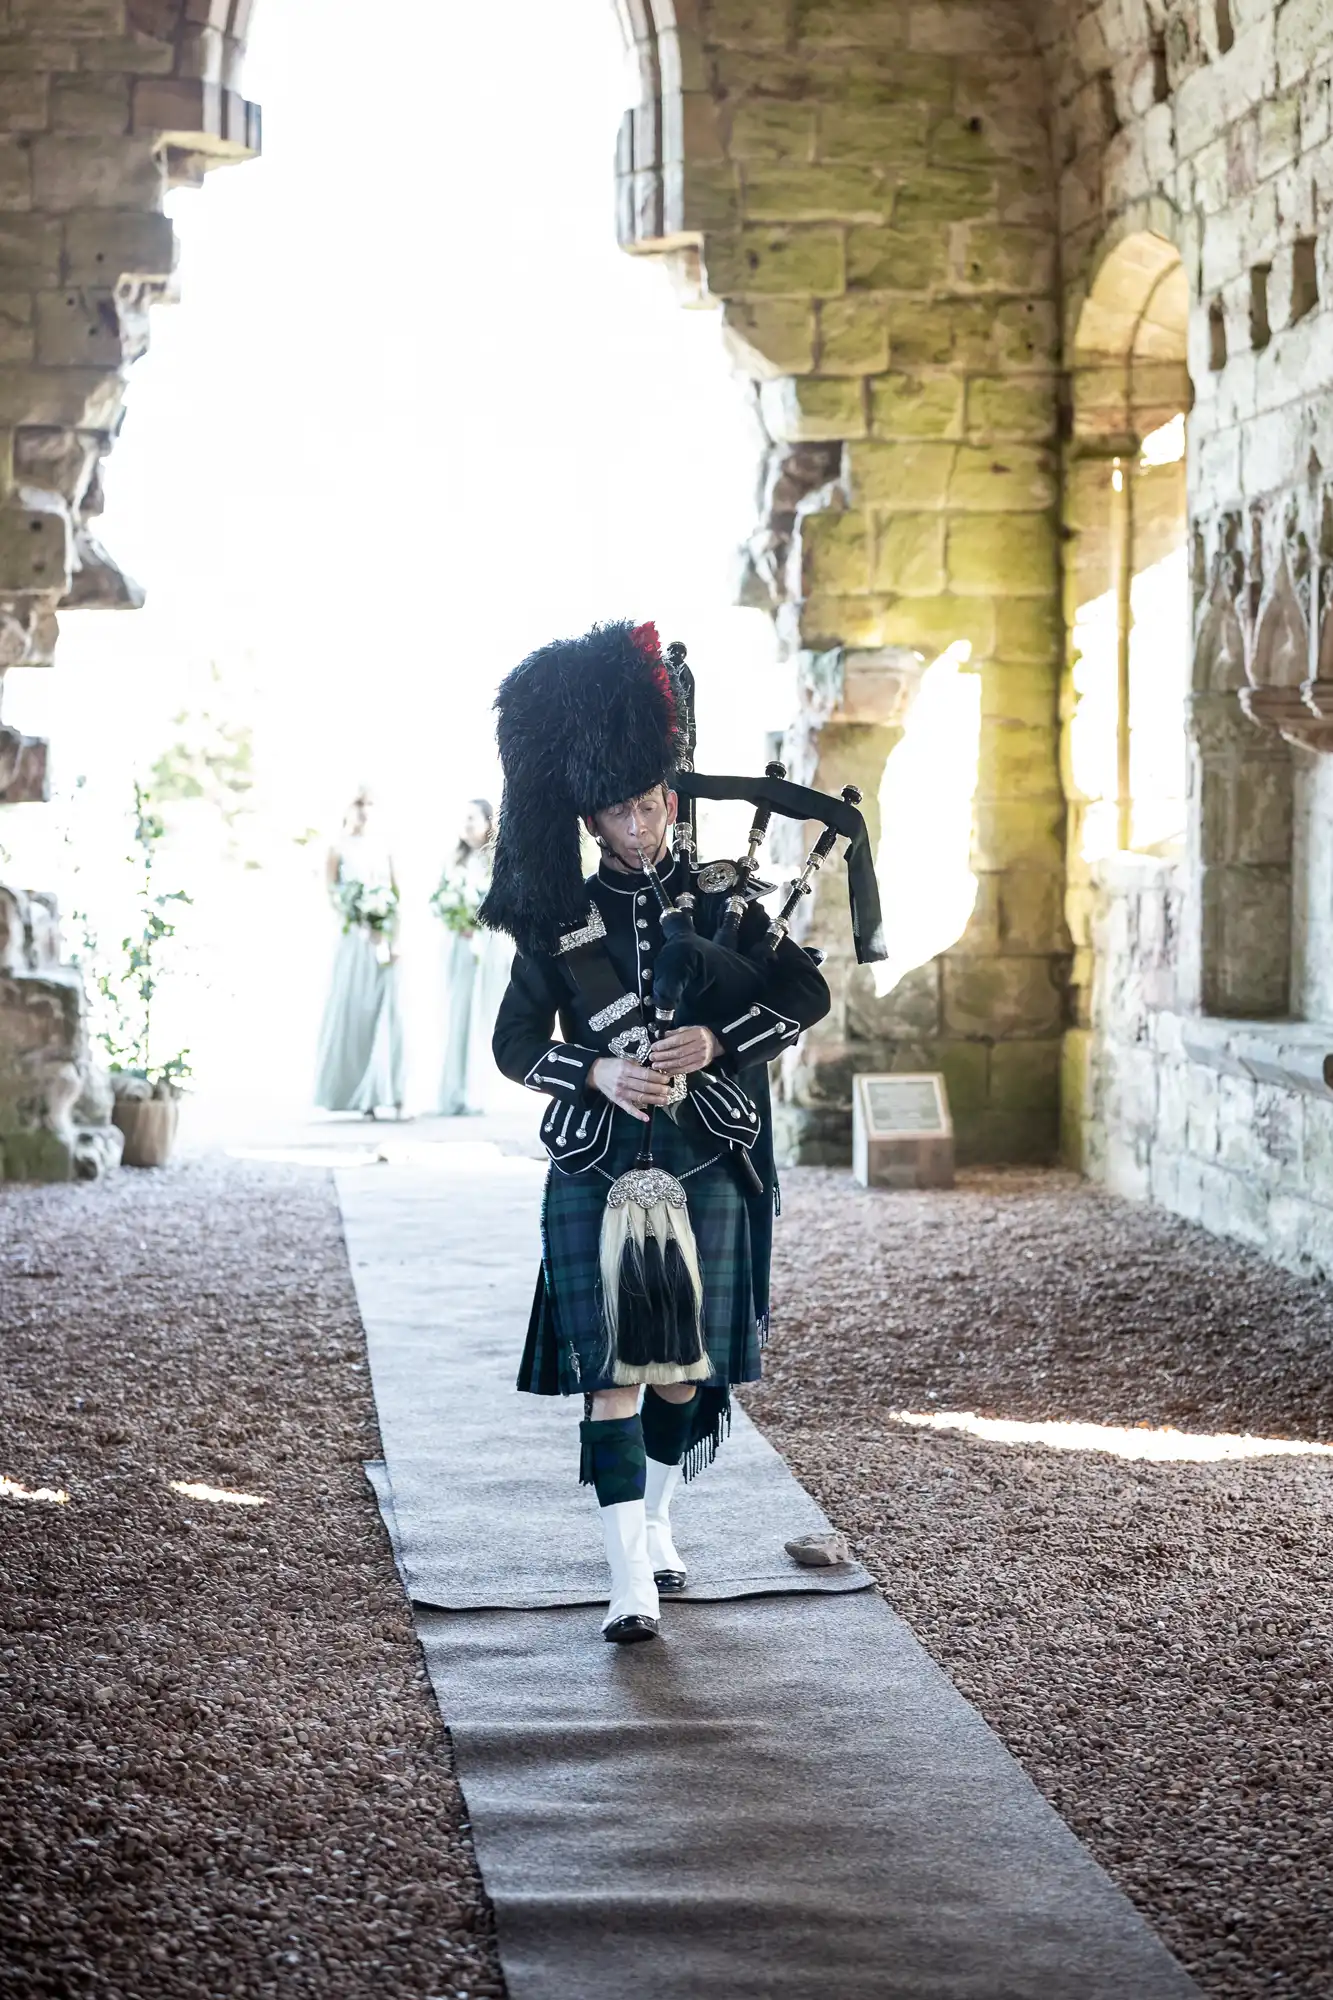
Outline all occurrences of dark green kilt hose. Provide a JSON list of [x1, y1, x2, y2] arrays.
[[517, 1103, 762, 1481]]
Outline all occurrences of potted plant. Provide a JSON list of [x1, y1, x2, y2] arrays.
[[90, 784, 193, 1168]]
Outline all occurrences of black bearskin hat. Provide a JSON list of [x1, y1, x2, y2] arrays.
[[478, 619, 685, 957]]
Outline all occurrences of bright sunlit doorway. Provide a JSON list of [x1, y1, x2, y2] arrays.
[[0, 0, 786, 1153]]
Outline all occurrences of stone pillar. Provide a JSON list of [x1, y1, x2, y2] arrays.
[[0, 0, 259, 1179], [617, 0, 1068, 1163]]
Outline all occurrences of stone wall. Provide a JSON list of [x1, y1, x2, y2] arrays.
[[617, 0, 1070, 1164], [0, 0, 258, 1178], [617, 0, 1333, 1271], [1043, 0, 1333, 1272]]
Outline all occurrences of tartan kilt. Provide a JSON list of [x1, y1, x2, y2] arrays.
[[517, 1105, 761, 1401]]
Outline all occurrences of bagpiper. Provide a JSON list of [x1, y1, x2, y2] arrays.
[[481, 620, 884, 1644]]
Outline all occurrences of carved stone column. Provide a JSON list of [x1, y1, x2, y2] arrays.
[[615, 0, 1066, 1162]]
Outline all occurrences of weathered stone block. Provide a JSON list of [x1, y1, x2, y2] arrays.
[[997, 866, 1065, 951], [51, 73, 132, 135], [885, 297, 968, 368], [761, 373, 867, 441], [817, 105, 928, 164], [846, 959, 940, 1039], [894, 166, 996, 226], [703, 226, 845, 297], [1257, 91, 1301, 179], [1, 1127, 75, 1182], [0, 38, 80, 76], [949, 442, 1057, 511], [879, 590, 997, 658], [965, 375, 1057, 439], [846, 222, 950, 291], [703, 0, 793, 46], [799, 591, 894, 648], [743, 163, 891, 223], [0, 363, 123, 429], [850, 438, 955, 507], [35, 287, 124, 368], [681, 161, 740, 233], [868, 371, 963, 438], [795, 0, 907, 47], [817, 296, 889, 373], [0, 74, 49, 132], [981, 655, 1060, 722], [958, 224, 1056, 293], [987, 1035, 1062, 1112], [871, 512, 946, 594], [992, 297, 1060, 367], [0, 292, 35, 364], [0, 138, 32, 216], [724, 298, 816, 377], [972, 793, 1064, 870], [728, 100, 817, 161], [799, 507, 871, 593], [0, 489, 71, 596], [1302, 1092, 1333, 1189], [32, 136, 163, 213], [13, 0, 124, 25], [62, 208, 174, 284], [909, 3, 1032, 56], [948, 513, 1056, 595], [977, 717, 1060, 797], [0, 216, 56, 290], [932, 1037, 990, 1121]]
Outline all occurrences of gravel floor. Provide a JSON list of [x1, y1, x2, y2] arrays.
[[749, 1166, 1333, 2000], [8, 1153, 1333, 2000], [0, 1158, 504, 2000]]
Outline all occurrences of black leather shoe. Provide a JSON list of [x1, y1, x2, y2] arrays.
[[653, 1569, 687, 1593], [603, 1613, 660, 1644]]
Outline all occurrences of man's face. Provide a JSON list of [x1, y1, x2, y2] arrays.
[[589, 786, 677, 871]]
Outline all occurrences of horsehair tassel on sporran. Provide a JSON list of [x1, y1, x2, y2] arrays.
[[597, 841, 709, 1388]]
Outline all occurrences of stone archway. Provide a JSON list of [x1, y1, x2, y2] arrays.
[[0, 0, 1072, 1175], [0, 1, 260, 1178]]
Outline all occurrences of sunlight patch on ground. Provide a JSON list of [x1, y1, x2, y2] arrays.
[[224, 1142, 390, 1168], [169, 1481, 268, 1506], [891, 1410, 1333, 1463], [2, 1475, 70, 1503], [872, 641, 980, 998]]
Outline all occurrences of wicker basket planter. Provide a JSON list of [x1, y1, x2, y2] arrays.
[[111, 1094, 180, 1169]]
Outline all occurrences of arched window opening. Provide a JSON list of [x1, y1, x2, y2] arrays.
[[1067, 235, 1190, 868]]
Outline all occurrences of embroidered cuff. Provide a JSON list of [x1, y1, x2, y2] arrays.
[[689, 1071, 761, 1151], [713, 1002, 802, 1064], [523, 1042, 599, 1100], [541, 1092, 613, 1169]]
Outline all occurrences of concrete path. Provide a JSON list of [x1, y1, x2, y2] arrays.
[[339, 1147, 1200, 2000]]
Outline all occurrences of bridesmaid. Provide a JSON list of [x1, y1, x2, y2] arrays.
[[433, 798, 511, 1115], [314, 790, 406, 1117]]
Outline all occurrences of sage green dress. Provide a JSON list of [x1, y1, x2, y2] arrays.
[[314, 835, 406, 1114], [437, 845, 512, 1114]]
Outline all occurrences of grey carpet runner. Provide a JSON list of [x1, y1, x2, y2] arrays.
[[339, 1148, 1199, 1999]]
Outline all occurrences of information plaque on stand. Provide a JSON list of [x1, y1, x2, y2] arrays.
[[852, 1072, 954, 1189]]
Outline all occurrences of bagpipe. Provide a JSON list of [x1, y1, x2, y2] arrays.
[[599, 640, 887, 1386]]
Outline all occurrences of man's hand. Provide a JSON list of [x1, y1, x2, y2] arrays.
[[648, 1026, 720, 1077], [590, 1057, 674, 1123]]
